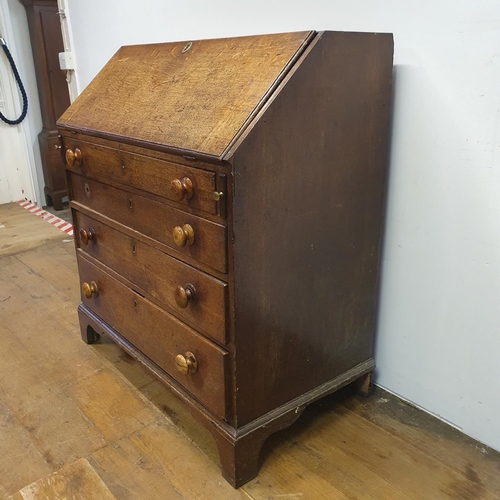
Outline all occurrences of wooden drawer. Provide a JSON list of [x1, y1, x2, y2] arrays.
[[64, 139, 219, 215], [77, 254, 228, 419], [74, 211, 227, 345], [69, 173, 227, 273]]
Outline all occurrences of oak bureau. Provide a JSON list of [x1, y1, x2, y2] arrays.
[[57, 30, 394, 487]]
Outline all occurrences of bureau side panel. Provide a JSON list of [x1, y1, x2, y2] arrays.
[[231, 31, 394, 425]]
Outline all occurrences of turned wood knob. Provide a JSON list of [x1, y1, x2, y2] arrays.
[[171, 177, 194, 201], [172, 224, 195, 247], [79, 227, 96, 245], [174, 284, 196, 308], [175, 351, 197, 375], [82, 281, 99, 299], [65, 148, 83, 166]]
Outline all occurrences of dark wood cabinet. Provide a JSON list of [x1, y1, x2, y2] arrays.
[[57, 31, 393, 487], [21, 0, 70, 209]]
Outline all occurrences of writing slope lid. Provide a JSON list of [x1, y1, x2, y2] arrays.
[[58, 31, 314, 158]]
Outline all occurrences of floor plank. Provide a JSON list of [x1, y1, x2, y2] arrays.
[[11, 388, 107, 471], [6, 458, 116, 500], [1, 201, 500, 500], [0, 399, 52, 498], [89, 420, 250, 500], [89, 432, 185, 500], [258, 429, 412, 500], [127, 420, 239, 498], [292, 393, 499, 500], [0, 203, 65, 258], [342, 386, 500, 497], [66, 366, 159, 443]]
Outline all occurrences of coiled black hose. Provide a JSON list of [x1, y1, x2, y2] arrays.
[[0, 37, 28, 125]]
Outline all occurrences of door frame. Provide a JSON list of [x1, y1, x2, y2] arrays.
[[56, 0, 79, 100]]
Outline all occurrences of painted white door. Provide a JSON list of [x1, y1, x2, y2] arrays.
[[0, 0, 36, 205]]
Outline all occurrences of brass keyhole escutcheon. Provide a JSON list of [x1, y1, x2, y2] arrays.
[[172, 224, 195, 247], [170, 177, 194, 201], [84, 183, 91, 198], [175, 351, 197, 375], [82, 281, 99, 299], [80, 227, 96, 245], [182, 42, 192, 54], [174, 283, 196, 309]]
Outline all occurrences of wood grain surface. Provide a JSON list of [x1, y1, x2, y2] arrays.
[[77, 254, 228, 419], [57, 32, 313, 157], [64, 138, 219, 215], [231, 31, 394, 424], [0, 203, 64, 257], [1, 202, 499, 499], [74, 211, 228, 344], [69, 173, 227, 273], [5, 458, 116, 500]]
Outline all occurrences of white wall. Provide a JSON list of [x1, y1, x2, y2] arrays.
[[0, 0, 44, 205], [65, 0, 500, 451]]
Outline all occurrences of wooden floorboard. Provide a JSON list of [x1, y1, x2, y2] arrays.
[[4, 458, 116, 500], [341, 388, 500, 498], [0, 203, 67, 258], [1, 201, 499, 500]]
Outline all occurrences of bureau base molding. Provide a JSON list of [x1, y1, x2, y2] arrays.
[[212, 358, 374, 487], [78, 304, 374, 487]]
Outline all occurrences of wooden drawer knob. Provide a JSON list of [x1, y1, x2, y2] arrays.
[[82, 281, 99, 299], [79, 227, 96, 245], [174, 284, 196, 308], [172, 224, 195, 247], [175, 351, 197, 375], [65, 148, 83, 166], [171, 177, 194, 201]]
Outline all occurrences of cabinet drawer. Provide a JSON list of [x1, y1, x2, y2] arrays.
[[77, 254, 227, 419], [70, 173, 227, 273], [75, 211, 227, 345], [64, 139, 219, 215]]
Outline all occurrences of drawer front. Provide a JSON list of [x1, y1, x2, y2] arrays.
[[70, 173, 227, 273], [75, 211, 227, 345], [77, 254, 227, 419], [65, 139, 219, 215]]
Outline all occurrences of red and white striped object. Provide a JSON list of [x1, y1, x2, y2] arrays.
[[17, 200, 73, 236]]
